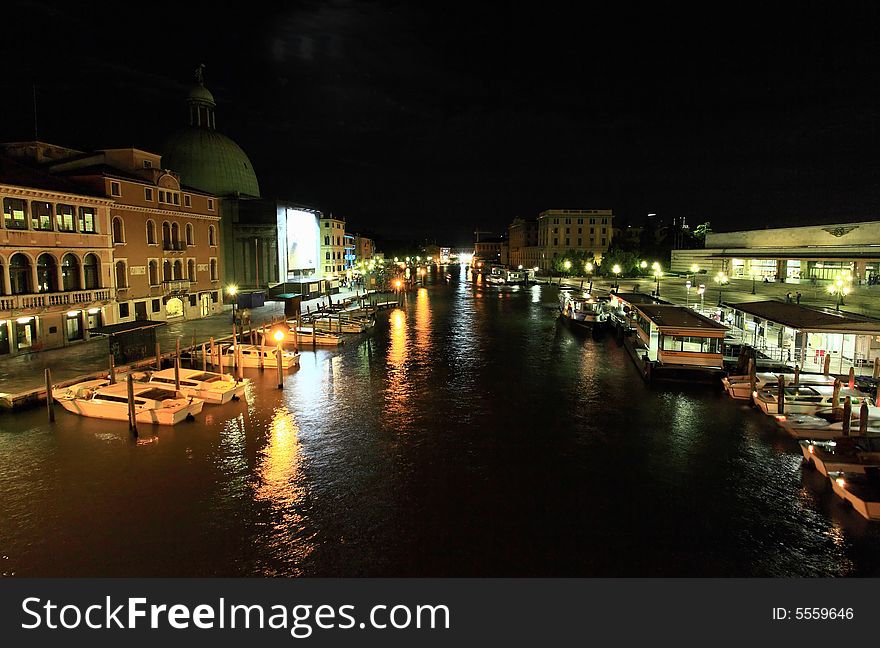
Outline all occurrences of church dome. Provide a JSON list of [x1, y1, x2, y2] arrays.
[[163, 128, 260, 198], [162, 71, 261, 199]]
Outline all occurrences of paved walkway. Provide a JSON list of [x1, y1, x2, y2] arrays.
[[0, 287, 382, 396]]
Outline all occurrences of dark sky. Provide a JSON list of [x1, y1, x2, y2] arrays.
[[4, 1, 880, 247]]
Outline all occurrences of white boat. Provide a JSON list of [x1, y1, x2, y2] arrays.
[[754, 384, 871, 416], [274, 327, 344, 346], [799, 436, 880, 476], [828, 470, 880, 521], [558, 291, 608, 331], [134, 367, 247, 404], [485, 274, 506, 285], [722, 371, 837, 401], [52, 378, 204, 425], [777, 406, 880, 439], [217, 343, 301, 369]]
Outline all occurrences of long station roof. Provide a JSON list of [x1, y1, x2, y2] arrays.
[[725, 300, 880, 334]]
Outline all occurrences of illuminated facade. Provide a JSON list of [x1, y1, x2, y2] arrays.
[[320, 215, 346, 278], [43, 146, 224, 322], [275, 203, 321, 281], [355, 235, 376, 262], [536, 209, 614, 271], [671, 221, 880, 284], [0, 151, 115, 355]]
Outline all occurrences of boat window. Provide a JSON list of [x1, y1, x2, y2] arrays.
[[153, 377, 175, 384], [136, 388, 175, 401]]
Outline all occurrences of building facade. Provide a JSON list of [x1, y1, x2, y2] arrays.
[[320, 215, 347, 278], [508, 217, 539, 269], [473, 237, 504, 264], [355, 235, 375, 262], [670, 220, 880, 284], [47, 147, 224, 323], [0, 153, 115, 355], [536, 209, 613, 271]]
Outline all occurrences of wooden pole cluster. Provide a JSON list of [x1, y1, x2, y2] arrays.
[[832, 378, 841, 416], [156, 341, 162, 370], [823, 353, 831, 376], [748, 358, 756, 401], [175, 339, 181, 390], [859, 401, 869, 435], [209, 337, 216, 370], [793, 365, 800, 386], [127, 374, 137, 436], [842, 396, 852, 436], [45, 368, 55, 423], [776, 375, 785, 415], [848, 366, 855, 390], [108, 354, 116, 384]]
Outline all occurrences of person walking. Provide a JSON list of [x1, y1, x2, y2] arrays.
[[796, 291, 801, 304], [786, 291, 792, 303]]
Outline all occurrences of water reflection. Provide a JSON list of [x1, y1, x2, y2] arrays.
[[255, 406, 305, 518], [384, 308, 411, 427], [414, 287, 432, 357]]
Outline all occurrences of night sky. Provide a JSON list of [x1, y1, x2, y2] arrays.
[[4, 1, 880, 247]]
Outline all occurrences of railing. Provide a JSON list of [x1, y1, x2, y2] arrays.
[[162, 280, 191, 293], [0, 288, 113, 311]]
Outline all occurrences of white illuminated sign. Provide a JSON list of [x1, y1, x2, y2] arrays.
[[286, 209, 319, 272]]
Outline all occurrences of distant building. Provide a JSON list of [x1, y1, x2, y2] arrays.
[[320, 215, 347, 278], [0, 152, 115, 355], [508, 217, 539, 269], [670, 221, 880, 283], [474, 237, 505, 264], [536, 209, 614, 271], [343, 233, 356, 272], [355, 235, 376, 262]]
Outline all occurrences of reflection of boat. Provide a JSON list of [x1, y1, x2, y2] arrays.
[[828, 469, 880, 520], [800, 436, 880, 476], [52, 378, 203, 425], [134, 367, 247, 404], [777, 405, 880, 439], [217, 343, 301, 368], [558, 290, 608, 333], [722, 372, 836, 401], [754, 384, 870, 416]]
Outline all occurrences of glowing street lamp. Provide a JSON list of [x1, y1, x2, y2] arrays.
[[698, 283, 706, 309], [227, 284, 238, 323], [563, 259, 572, 274], [714, 271, 729, 306], [827, 272, 852, 310], [585, 261, 594, 274]]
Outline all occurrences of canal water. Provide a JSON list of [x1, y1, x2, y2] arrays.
[[2, 267, 879, 577]]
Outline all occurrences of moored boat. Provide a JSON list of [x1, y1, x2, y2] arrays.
[[799, 436, 880, 476], [273, 326, 344, 346], [558, 290, 608, 333], [828, 469, 880, 521], [133, 367, 247, 404], [216, 343, 301, 369], [52, 378, 204, 425], [754, 384, 870, 416], [722, 371, 837, 401], [777, 405, 880, 439]]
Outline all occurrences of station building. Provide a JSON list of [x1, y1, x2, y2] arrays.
[[670, 220, 880, 284]]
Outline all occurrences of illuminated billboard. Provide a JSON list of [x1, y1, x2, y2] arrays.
[[285, 208, 319, 273]]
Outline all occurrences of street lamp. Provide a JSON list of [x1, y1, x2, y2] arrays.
[[698, 283, 706, 310], [652, 262, 663, 296], [563, 259, 572, 276], [827, 272, 852, 310], [612, 263, 621, 290], [685, 279, 692, 307], [714, 271, 728, 306], [227, 284, 238, 323]]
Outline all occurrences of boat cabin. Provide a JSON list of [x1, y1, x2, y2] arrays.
[[631, 304, 728, 368]]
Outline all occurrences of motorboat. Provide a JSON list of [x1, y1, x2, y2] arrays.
[[777, 405, 880, 439], [52, 378, 204, 425], [828, 469, 880, 521], [277, 326, 344, 346], [217, 343, 301, 369], [133, 367, 247, 404], [753, 384, 871, 416], [799, 436, 880, 476], [558, 290, 608, 332], [722, 371, 837, 401], [485, 274, 506, 285]]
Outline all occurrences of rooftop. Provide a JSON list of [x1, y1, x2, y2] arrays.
[[636, 304, 729, 332], [610, 292, 671, 306], [725, 300, 880, 333]]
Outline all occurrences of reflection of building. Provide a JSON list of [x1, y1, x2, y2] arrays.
[[0, 152, 115, 355], [162, 70, 265, 289], [671, 221, 880, 284], [537, 209, 613, 271], [320, 215, 346, 278], [39, 145, 223, 322]]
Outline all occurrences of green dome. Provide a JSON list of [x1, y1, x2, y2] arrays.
[[187, 84, 215, 105], [162, 128, 261, 198]]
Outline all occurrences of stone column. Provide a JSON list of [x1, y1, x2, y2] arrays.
[[1, 262, 11, 295]]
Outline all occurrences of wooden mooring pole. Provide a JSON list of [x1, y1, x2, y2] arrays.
[[45, 368, 55, 423], [201, 343, 207, 372], [276, 344, 284, 389], [175, 339, 181, 390], [155, 341, 162, 370], [127, 374, 138, 436], [109, 354, 116, 384]]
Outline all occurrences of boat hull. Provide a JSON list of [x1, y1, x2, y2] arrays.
[[57, 397, 203, 425]]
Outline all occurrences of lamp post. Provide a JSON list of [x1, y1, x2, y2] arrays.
[[652, 262, 662, 296], [698, 284, 706, 311], [612, 263, 621, 290], [714, 271, 728, 306], [689, 263, 700, 284], [227, 285, 238, 324], [827, 272, 852, 310], [685, 279, 692, 307]]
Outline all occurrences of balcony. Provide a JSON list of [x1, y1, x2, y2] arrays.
[[162, 280, 191, 294], [0, 288, 113, 313]]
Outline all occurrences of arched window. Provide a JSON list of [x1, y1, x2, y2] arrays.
[[162, 221, 171, 246], [35, 253, 58, 293], [173, 260, 183, 280], [112, 217, 124, 244], [210, 258, 218, 280], [187, 259, 196, 281], [61, 254, 81, 291], [185, 223, 194, 246], [148, 260, 158, 286], [10, 254, 32, 294], [171, 222, 180, 246], [83, 254, 100, 289], [115, 261, 127, 288], [163, 260, 172, 282], [208, 225, 216, 246], [146, 219, 156, 244]]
